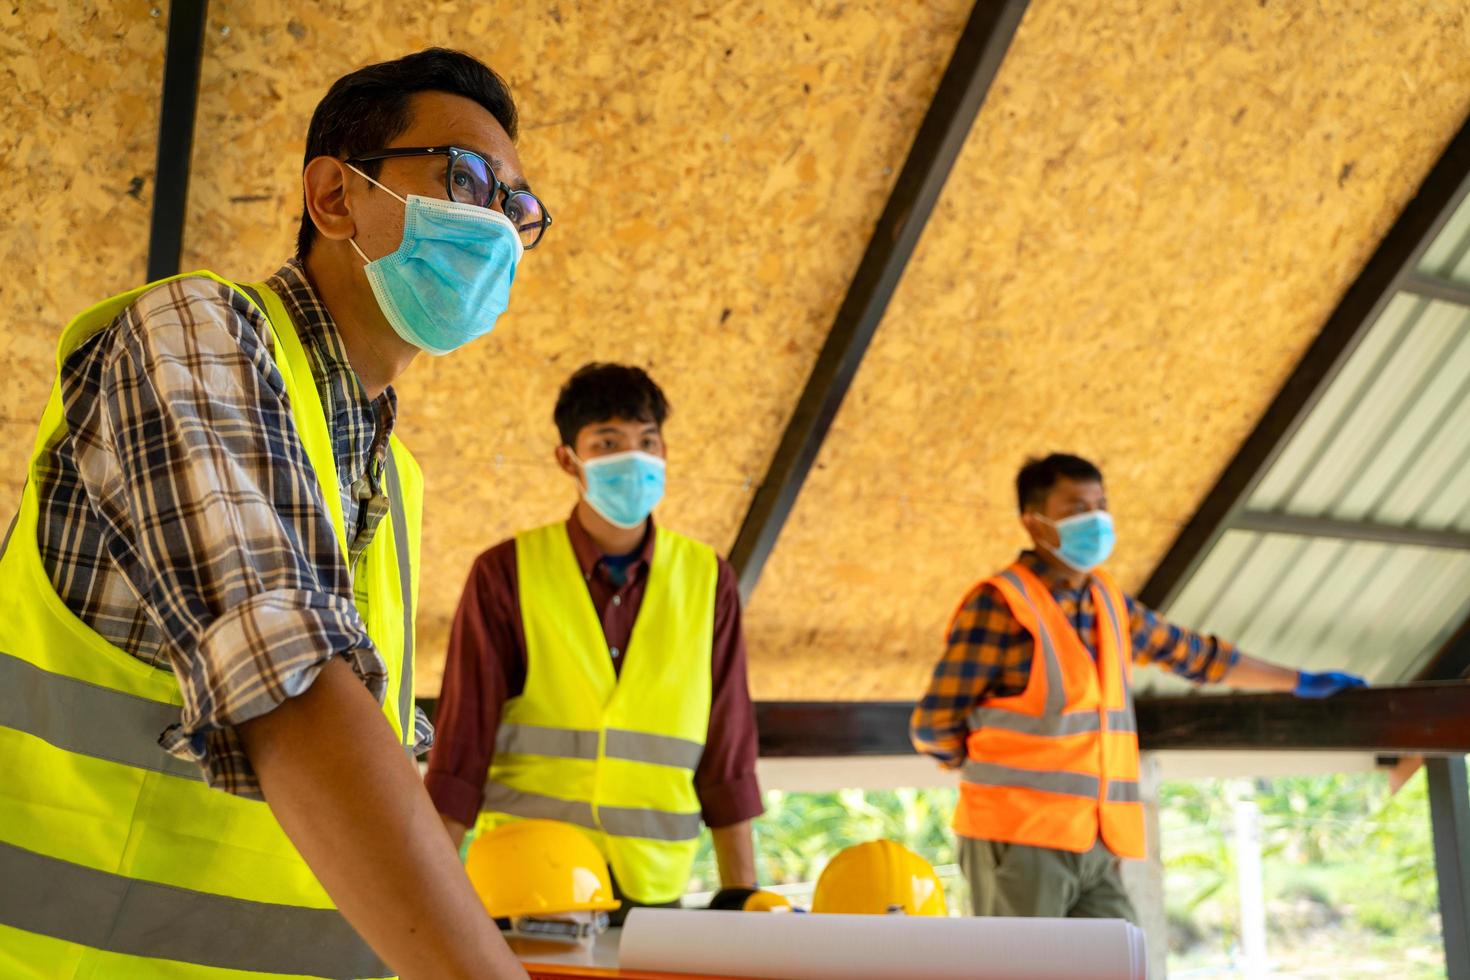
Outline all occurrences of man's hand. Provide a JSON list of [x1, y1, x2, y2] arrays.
[[240, 656, 528, 980], [1293, 670, 1368, 699]]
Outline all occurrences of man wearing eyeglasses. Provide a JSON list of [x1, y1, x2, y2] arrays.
[[0, 49, 541, 979]]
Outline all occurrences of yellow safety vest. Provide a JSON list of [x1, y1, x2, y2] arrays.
[[479, 521, 716, 905], [0, 272, 422, 979]]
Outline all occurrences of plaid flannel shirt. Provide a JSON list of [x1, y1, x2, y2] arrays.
[[32, 258, 430, 797]]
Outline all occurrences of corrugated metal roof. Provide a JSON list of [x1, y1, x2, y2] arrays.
[[1249, 295, 1470, 525], [1139, 197, 1470, 695]]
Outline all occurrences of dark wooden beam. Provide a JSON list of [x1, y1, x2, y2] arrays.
[[755, 702, 915, 758], [727, 0, 1030, 603], [146, 0, 209, 281], [1133, 683, 1470, 754], [747, 684, 1470, 757], [423, 684, 1470, 757], [1139, 113, 1470, 611]]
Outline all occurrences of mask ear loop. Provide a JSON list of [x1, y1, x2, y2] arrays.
[[344, 162, 409, 266], [1027, 511, 1069, 570], [564, 447, 591, 496]]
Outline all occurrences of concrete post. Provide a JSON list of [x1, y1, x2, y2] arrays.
[[1233, 799, 1269, 977], [1121, 752, 1169, 979]]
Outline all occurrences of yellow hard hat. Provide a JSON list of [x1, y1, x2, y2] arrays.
[[465, 820, 620, 920], [811, 840, 947, 916], [742, 890, 794, 912]]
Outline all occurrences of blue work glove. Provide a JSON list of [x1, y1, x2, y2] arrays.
[[1293, 670, 1367, 698]]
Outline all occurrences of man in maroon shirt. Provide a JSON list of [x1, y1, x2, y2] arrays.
[[426, 363, 762, 918]]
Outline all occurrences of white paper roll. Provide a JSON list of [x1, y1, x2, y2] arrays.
[[619, 909, 1146, 980]]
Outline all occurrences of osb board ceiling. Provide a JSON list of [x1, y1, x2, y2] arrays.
[[8, 2, 1470, 705], [746, 0, 1470, 699], [0, 4, 163, 522], [185, 0, 974, 692]]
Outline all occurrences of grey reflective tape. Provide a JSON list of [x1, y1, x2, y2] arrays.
[[495, 723, 599, 760], [597, 804, 702, 842], [482, 785, 700, 842], [965, 706, 1101, 737], [0, 841, 388, 979], [962, 760, 1100, 799], [0, 651, 201, 781], [1106, 780, 1142, 803], [482, 781, 598, 830], [605, 729, 704, 770], [1106, 709, 1138, 734], [384, 450, 415, 746], [1092, 581, 1132, 696], [997, 570, 1066, 716]]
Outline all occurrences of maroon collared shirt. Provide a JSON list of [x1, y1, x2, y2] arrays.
[[425, 511, 763, 830]]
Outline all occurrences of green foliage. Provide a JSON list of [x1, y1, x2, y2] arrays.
[[686, 787, 958, 896], [1161, 768, 1443, 974], [683, 768, 1444, 973]]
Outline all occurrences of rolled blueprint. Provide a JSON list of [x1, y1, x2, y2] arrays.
[[619, 908, 1146, 980]]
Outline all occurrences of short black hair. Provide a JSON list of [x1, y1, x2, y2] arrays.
[[296, 48, 518, 257], [554, 364, 670, 447], [1016, 454, 1104, 512]]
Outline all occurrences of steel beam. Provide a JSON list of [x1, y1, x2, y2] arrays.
[[146, 0, 209, 281], [1428, 755, 1470, 980], [1232, 510, 1470, 551]]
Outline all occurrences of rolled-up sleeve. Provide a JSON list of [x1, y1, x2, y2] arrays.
[[67, 277, 381, 796]]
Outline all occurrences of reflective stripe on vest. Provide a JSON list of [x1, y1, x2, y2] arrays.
[[481, 783, 704, 843], [954, 562, 1145, 858], [495, 722, 705, 771], [481, 521, 716, 904], [962, 760, 1099, 799], [385, 449, 417, 746], [961, 761, 1142, 805], [0, 842, 384, 979], [0, 273, 420, 978]]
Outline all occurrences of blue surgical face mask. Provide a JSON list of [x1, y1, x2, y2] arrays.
[[1036, 510, 1115, 572], [348, 164, 522, 356], [571, 450, 666, 529]]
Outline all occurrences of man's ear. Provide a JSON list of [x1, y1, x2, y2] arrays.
[[302, 156, 357, 244], [554, 444, 581, 480]]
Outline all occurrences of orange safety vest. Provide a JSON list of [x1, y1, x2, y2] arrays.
[[952, 562, 1145, 859]]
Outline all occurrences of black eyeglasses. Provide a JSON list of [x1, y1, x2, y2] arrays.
[[347, 145, 552, 249]]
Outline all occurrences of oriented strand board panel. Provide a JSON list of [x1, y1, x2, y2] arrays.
[[747, 0, 1470, 699], [0, 4, 163, 522], [187, 0, 974, 692]]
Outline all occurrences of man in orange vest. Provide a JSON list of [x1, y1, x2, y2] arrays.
[[910, 453, 1366, 922]]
